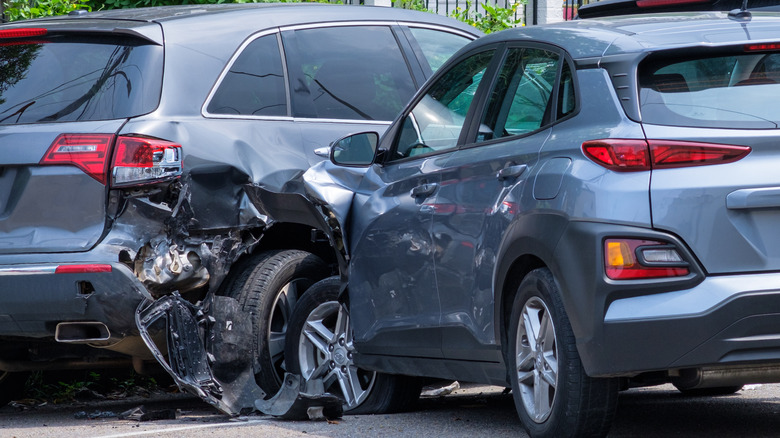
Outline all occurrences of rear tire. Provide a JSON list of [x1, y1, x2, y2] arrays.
[[0, 371, 28, 406], [507, 268, 619, 438], [224, 249, 330, 397], [285, 276, 421, 414]]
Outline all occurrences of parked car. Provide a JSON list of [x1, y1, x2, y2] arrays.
[[0, 3, 480, 407], [576, 0, 780, 18], [285, 8, 780, 437]]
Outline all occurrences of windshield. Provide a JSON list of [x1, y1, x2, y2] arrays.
[[0, 35, 162, 125], [639, 51, 780, 129]]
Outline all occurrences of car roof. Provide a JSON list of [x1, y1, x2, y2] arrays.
[[577, 0, 780, 19], [471, 11, 780, 59], [5, 3, 480, 36]]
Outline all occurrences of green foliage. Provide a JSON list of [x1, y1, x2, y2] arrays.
[[5, 0, 92, 21], [393, 0, 428, 12], [450, 0, 524, 33]]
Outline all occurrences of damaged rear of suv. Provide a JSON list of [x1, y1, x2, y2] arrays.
[[0, 4, 479, 409]]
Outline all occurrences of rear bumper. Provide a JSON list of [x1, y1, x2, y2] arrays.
[[0, 261, 151, 339], [554, 221, 780, 377]]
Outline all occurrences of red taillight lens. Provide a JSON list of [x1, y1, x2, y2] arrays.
[[40, 134, 115, 184], [605, 239, 689, 280], [583, 139, 750, 171], [636, 0, 708, 7], [582, 139, 650, 172], [111, 136, 182, 187], [745, 43, 780, 52], [0, 28, 47, 38], [55, 264, 112, 274], [650, 140, 750, 168]]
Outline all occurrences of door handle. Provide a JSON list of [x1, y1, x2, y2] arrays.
[[411, 183, 438, 198], [497, 164, 527, 181]]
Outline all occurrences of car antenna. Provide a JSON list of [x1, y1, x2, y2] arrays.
[[728, 0, 751, 20]]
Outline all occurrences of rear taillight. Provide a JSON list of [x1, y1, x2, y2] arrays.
[[604, 238, 689, 280], [111, 136, 182, 187], [40, 134, 182, 186], [583, 139, 750, 172], [40, 134, 114, 184]]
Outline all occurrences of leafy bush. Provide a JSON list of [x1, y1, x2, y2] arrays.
[[450, 0, 524, 33], [4, 0, 91, 21]]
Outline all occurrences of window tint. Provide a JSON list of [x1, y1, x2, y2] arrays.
[[408, 27, 472, 74], [558, 61, 575, 119], [207, 33, 287, 117], [639, 52, 780, 129], [0, 36, 162, 125], [478, 48, 559, 142], [393, 50, 494, 160], [286, 26, 416, 121]]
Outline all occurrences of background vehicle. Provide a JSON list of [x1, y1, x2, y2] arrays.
[[295, 9, 780, 437], [0, 3, 479, 405]]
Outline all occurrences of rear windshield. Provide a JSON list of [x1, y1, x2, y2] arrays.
[[0, 35, 162, 125], [639, 50, 780, 129]]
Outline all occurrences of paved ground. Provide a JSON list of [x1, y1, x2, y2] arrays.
[[2, 383, 780, 437]]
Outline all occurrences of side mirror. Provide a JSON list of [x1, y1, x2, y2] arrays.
[[330, 132, 379, 167]]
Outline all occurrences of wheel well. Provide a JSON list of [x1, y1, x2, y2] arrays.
[[243, 222, 338, 269], [499, 255, 546, 358]]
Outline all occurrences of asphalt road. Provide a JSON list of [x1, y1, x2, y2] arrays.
[[2, 383, 780, 437]]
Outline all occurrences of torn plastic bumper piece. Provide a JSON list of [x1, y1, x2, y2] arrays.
[[136, 293, 344, 420], [255, 373, 343, 420], [136, 292, 266, 416]]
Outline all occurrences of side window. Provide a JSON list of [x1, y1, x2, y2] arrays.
[[285, 26, 416, 121], [408, 27, 472, 74], [393, 50, 494, 161], [207, 33, 287, 117], [558, 60, 575, 118], [478, 48, 560, 142]]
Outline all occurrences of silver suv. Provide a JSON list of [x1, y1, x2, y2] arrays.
[[290, 8, 780, 437]]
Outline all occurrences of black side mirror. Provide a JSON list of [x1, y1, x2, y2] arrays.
[[330, 132, 379, 167]]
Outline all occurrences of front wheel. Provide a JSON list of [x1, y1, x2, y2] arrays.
[[285, 277, 421, 414], [507, 268, 619, 438]]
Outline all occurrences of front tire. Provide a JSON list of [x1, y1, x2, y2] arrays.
[[224, 249, 329, 397], [285, 277, 421, 414], [507, 268, 619, 438]]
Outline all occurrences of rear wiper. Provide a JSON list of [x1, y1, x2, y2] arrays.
[[0, 100, 35, 124]]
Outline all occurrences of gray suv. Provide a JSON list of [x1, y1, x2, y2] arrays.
[[0, 3, 479, 406], [290, 8, 780, 437]]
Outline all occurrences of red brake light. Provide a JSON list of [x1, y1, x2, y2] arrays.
[[55, 264, 112, 274], [0, 28, 47, 39], [111, 136, 182, 187], [582, 139, 650, 172], [636, 0, 708, 7], [40, 134, 115, 185], [650, 140, 750, 168], [583, 139, 750, 171], [745, 43, 780, 53]]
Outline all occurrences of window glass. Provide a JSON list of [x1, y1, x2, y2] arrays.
[[558, 61, 575, 118], [287, 26, 416, 121], [409, 27, 472, 73], [393, 50, 494, 160], [207, 34, 287, 117], [478, 48, 559, 142], [0, 36, 162, 125], [639, 52, 780, 129]]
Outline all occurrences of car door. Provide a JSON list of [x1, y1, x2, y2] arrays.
[[348, 49, 498, 359], [429, 45, 568, 361]]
